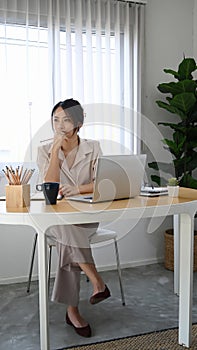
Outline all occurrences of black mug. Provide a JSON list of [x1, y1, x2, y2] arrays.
[[36, 182, 59, 205]]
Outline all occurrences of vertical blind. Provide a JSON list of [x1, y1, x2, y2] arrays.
[[0, 0, 145, 161]]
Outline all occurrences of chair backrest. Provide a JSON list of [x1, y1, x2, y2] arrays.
[[90, 229, 117, 244]]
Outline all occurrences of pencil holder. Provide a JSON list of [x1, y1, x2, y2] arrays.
[[5, 184, 30, 208]]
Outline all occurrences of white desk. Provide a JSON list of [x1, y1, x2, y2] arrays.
[[0, 187, 197, 350]]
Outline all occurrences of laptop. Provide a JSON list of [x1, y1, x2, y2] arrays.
[[68, 154, 147, 203]]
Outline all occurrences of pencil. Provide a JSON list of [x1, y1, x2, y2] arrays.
[[40, 138, 53, 143], [21, 168, 28, 184], [2, 165, 35, 185], [26, 170, 34, 184], [19, 165, 23, 182], [2, 169, 11, 185], [6, 166, 17, 185]]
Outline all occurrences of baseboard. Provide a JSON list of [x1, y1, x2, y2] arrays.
[[95, 257, 164, 272], [0, 257, 164, 284]]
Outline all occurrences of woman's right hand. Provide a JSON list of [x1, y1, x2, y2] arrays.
[[51, 132, 67, 154]]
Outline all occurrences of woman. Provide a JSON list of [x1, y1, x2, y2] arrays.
[[37, 98, 110, 338]]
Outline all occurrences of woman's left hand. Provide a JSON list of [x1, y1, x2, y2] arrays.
[[59, 184, 79, 197]]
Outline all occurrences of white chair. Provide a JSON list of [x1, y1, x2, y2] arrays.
[[26, 228, 125, 306]]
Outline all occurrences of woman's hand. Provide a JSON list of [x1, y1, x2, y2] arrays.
[[59, 184, 79, 197], [59, 182, 94, 197], [51, 132, 68, 154]]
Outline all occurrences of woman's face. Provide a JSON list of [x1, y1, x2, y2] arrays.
[[52, 106, 76, 138]]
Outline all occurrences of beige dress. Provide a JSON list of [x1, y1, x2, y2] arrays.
[[37, 138, 102, 306]]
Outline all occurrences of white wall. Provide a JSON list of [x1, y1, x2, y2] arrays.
[[142, 0, 194, 164], [0, 0, 196, 284]]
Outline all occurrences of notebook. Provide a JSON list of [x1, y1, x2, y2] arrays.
[[140, 186, 168, 197], [68, 154, 147, 203]]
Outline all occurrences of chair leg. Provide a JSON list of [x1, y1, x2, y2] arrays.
[[114, 238, 125, 306], [48, 245, 53, 293], [27, 233, 38, 293]]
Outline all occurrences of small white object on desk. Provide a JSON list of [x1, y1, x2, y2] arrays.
[[167, 185, 179, 197]]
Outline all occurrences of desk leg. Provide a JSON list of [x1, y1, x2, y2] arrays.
[[179, 213, 193, 348], [37, 230, 50, 350], [174, 214, 180, 295]]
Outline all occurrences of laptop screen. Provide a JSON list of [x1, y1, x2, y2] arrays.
[[92, 154, 147, 202]]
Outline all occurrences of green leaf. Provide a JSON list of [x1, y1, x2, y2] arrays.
[[156, 100, 187, 120], [170, 92, 196, 114], [148, 161, 159, 170], [178, 58, 197, 80], [177, 80, 197, 92], [188, 140, 197, 149], [174, 152, 197, 177], [172, 162, 184, 179], [158, 122, 186, 133], [150, 175, 161, 186], [173, 132, 186, 149], [150, 175, 170, 186], [156, 101, 177, 113], [180, 174, 197, 189], [162, 139, 183, 158], [187, 127, 197, 140], [158, 80, 197, 95], [185, 151, 197, 172], [166, 96, 173, 103], [151, 175, 174, 186], [148, 161, 175, 174], [174, 157, 190, 173], [163, 68, 180, 79], [189, 104, 197, 122]]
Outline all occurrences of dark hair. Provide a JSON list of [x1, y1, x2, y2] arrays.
[[51, 98, 84, 131]]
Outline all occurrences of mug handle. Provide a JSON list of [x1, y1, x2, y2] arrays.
[[36, 184, 43, 191]]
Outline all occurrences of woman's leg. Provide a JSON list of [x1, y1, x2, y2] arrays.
[[67, 306, 88, 327], [51, 263, 89, 328], [50, 224, 109, 328], [51, 266, 81, 305], [78, 262, 106, 295], [51, 243, 93, 329]]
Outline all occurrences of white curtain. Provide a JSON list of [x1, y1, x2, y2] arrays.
[[0, 0, 145, 161]]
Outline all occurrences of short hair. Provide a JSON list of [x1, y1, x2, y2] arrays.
[[51, 98, 84, 129]]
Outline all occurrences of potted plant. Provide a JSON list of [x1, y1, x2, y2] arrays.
[[148, 57, 197, 189], [148, 57, 197, 271], [167, 177, 179, 197]]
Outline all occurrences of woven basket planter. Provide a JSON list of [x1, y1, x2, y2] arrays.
[[164, 229, 197, 272]]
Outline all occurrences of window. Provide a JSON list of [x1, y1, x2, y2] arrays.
[[0, 24, 50, 161], [0, 0, 145, 162]]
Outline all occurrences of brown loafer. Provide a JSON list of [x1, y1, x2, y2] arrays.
[[66, 313, 92, 338], [90, 284, 111, 305]]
